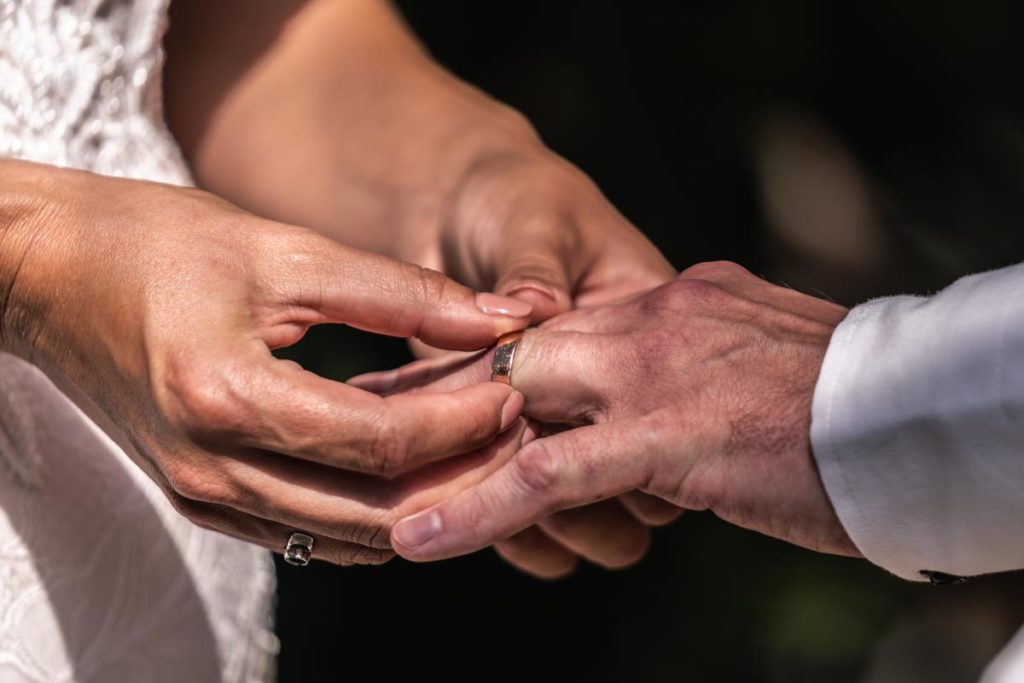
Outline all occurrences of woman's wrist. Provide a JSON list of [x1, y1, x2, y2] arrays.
[[176, 0, 545, 262], [0, 160, 63, 357], [0, 161, 97, 372]]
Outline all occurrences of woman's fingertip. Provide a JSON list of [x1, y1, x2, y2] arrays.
[[505, 281, 559, 305], [504, 282, 569, 321], [476, 292, 533, 319], [500, 391, 525, 431]]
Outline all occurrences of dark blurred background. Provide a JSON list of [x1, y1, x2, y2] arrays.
[[273, 2, 1024, 681]]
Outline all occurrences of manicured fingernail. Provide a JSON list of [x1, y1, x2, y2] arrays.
[[393, 510, 442, 550], [476, 292, 533, 318], [500, 391, 524, 431], [505, 282, 558, 304]]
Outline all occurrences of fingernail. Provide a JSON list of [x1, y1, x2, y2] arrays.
[[500, 391, 524, 431], [476, 292, 533, 318], [505, 282, 558, 304], [393, 510, 442, 550]]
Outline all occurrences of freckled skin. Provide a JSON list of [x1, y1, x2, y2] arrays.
[[375, 262, 859, 563]]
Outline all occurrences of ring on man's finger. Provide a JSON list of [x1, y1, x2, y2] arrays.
[[491, 330, 525, 385]]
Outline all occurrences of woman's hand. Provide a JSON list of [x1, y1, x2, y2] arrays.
[[173, 0, 676, 325], [166, 0, 678, 574], [0, 160, 533, 564], [412, 144, 678, 324], [356, 262, 859, 565]]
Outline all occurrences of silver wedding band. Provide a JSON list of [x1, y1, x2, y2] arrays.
[[284, 532, 315, 567], [491, 330, 524, 385]]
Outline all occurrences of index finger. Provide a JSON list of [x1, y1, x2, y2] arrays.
[[194, 350, 524, 478], [276, 237, 533, 351]]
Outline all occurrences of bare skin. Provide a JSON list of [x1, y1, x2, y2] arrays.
[[0, 159, 536, 564], [163, 0, 680, 576], [351, 262, 860, 563]]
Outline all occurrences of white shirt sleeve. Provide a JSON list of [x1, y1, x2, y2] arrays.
[[810, 262, 1024, 582]]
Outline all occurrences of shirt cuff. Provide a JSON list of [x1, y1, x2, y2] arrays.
[[810, 265, 1024, 581]]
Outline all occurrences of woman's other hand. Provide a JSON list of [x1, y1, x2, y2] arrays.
[[171, 0, 676, 329]]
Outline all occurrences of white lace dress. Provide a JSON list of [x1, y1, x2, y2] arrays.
[[0, 1, 278, 681]]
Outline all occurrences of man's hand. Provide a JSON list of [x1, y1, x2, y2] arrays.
[[0, 160, 533, 565], [356, 262, 859, 564]]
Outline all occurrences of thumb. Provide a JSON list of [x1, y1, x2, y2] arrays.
[[278, 238, 532, 351], [491, 222, 578, 323], [391, 424, 645, 562]]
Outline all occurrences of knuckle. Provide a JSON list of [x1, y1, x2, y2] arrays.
[[367, 411, 410, 478], [166, 464, 237, 506], [167, 367, 249, 440], [631, 326, 675, 361], [452, 498, 488, 537], [255, 227, 323, 268], [165, 490, 204, 520], [512, 441, 564, 496], [670, 277, 724, 303], [462, 394, 506, 444], [350, 518, 394, 550], [414, 265, 450, 312], [166, 467, 204, 501], [303, 493, 400, 549], [493, 104, 541, 143], [679, 260, 749, 282], [644, 277, 729, 317], [163, 492, 231, 535]]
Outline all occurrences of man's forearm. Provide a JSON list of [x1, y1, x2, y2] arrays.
[[165, 0, 536, 258]]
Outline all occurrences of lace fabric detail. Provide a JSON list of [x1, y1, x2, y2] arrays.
[[0, 0, 188, 185], [0, 1, 278, 681]]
